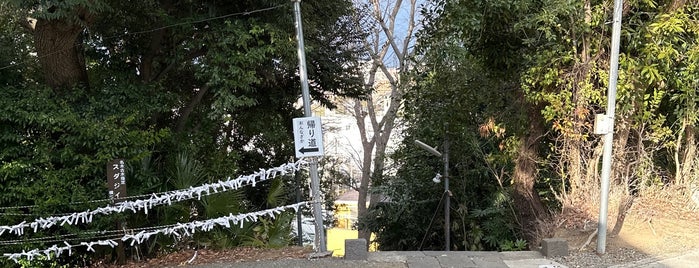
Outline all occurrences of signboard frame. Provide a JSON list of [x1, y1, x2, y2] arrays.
[[293, 117, 324, 158], [107, 159, 127, 201]]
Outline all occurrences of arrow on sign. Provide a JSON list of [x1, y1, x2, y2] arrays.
[[299, 147, 320, 154], [293, 117, 324, 158]]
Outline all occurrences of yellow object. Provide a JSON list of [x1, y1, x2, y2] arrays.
[[328, 189, 378, 256], [327, 228, 357, 257], [334, 203, 353, 229], [326, 228, 378, 257]]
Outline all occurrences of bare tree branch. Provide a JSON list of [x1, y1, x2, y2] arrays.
[[348, 0, 419, 244]]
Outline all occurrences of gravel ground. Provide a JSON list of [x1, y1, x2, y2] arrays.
[[552, 247, 650, 268]]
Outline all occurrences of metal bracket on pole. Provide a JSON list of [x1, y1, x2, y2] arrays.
[[593, 114, 613, 135]]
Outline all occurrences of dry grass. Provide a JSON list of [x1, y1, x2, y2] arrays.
[[554, 183, 699, 230], [553, 182, 699, 259]]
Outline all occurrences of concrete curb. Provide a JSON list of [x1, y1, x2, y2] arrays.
[[183, 250, 569, 268], [369, 251, 568, 268]]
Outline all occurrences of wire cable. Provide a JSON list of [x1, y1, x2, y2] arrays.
[[0, 233, 123, 246], [108, 5, 286, 37], [0, 160, 306, 237], [418, 190, 446, 251], [0, 192, 207, 212], [0, 3, 288, 71], [0, 197, 121, 212], [0, 199, 307, 246], [2, 202, 310, 263], [0, 224, 165, 246]]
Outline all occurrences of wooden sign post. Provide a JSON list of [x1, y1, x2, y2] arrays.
[[107, 159, 127, 201], [107, 159, 127, 264]]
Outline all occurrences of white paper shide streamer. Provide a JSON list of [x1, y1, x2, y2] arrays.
[[0, 160, 307, 237], [1, 160, 310, 263], [3, 202, 309, 263]]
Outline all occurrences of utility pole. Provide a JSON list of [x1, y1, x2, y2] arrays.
[[293, 0, 327, 253], [414, 139, 450, 251], [443, 137, 449, 251], [597, 0, 623, 255], [295, 170, 304, 246]]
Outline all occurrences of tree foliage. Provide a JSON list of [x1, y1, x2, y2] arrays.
[[0, 0, 363, 264], [366, 0, 699, 251], [519, 0, 699, 198], [362, 0, 530, 250]]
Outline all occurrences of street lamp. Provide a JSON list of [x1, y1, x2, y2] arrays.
[[414, 139, 450, 251]]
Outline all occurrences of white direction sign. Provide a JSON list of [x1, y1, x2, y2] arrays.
[[293, 116, 324, 158]]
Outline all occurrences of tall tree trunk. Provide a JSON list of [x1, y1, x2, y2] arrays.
[[680, 124, 697, 186], [566, 0, 592, 201], [33, 16, 90, 90], [354, 98, 375, 246], [611, 126, 642, 235], [359, 123, 392, 245], [584, 143, 604, 190], [565, 140, 584, 199], [612, 118, 631, 186], [353, 0, 416, 248], [606, 109, 633, 237], [140, 29, 166, 83], [357, 142, 373, 244], [512, 106, 549, 248]]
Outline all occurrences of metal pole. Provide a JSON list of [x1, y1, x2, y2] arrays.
[[308, 161, 326, 252], [443, 138, 450, 251], [293, 0, 312, 117], [293, 0, 326, 252], [414, 139, 450, 250], [597, 0, 623, 255], [295, 171, 303, 246]]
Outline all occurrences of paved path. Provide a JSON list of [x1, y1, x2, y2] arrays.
[[182, 248, 699, 268], [368, 251, 565, 268], [610, 248, 699, 268], [184, 251, 567, 268]]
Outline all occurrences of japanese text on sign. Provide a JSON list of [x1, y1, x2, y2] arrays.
[[107, 159, 127, 200], [293, 117, 324, 158]]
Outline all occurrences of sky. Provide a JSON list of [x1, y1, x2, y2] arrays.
[[361, 0, 428, 67]]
